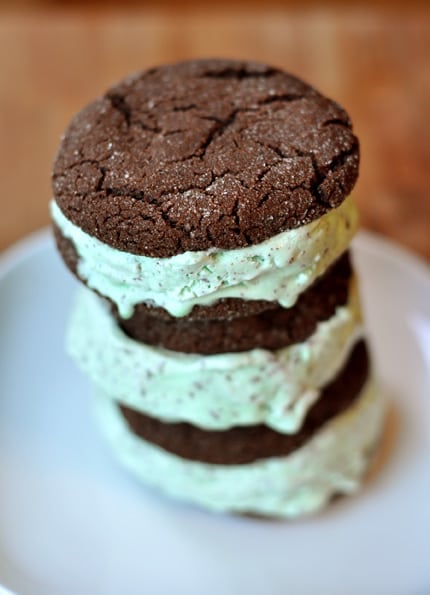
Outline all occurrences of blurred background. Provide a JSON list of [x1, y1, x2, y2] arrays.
[[0, 0, 429, 258]]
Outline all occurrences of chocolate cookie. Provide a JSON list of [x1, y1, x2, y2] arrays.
[[117, 252, 352, 353], [55, 217, 352, 352], [119, 340, 368, 465], [52, 59, 359, 258], [52, 59, 384, 519]]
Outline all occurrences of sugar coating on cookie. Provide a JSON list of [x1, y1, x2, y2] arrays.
[[52, 59, 359, 257]]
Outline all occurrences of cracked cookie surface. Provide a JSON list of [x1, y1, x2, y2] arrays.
[[53, 58, 359, 257]]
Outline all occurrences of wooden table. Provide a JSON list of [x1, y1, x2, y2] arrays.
[[1, 6, 429, 259]]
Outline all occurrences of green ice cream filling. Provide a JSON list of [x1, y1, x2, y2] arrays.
[[51, 196, 358, 318]]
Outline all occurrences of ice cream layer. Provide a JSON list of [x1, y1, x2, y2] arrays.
[[68, 281, 362, 434], [94, 379, 385, 519], [51, 196, 358, 318]]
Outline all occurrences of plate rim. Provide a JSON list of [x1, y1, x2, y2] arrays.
[[0, 228, 52, 280]]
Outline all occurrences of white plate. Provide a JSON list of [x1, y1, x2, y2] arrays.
[[0, 230, 429, 595]]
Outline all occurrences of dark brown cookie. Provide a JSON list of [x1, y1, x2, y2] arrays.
[[119, 340, 368, 465], [54, 222, 353, 350], [52, 58, 359, 258], [117, 251, 352, 353]]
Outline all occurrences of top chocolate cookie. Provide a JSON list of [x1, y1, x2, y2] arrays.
[[52, 59, 359, 257]]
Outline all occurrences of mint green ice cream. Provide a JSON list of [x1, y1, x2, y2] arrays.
[[68, 281, 362, 434], [93, 379, 385, 518], [51, 196, 358, 318]]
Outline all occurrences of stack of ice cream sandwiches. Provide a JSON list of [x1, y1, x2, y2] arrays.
[[51, 59, 385, 519]]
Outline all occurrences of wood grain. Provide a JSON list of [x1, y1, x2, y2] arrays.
[[0, 7, 429, 259]]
